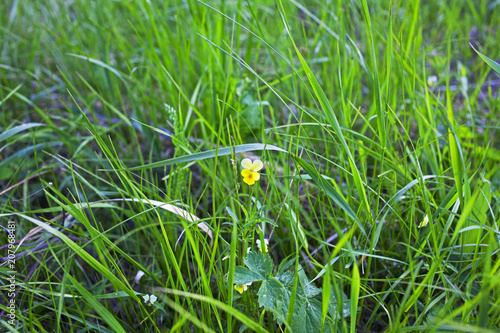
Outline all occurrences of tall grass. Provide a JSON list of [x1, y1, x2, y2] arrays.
[[0, 0, 499, 332]]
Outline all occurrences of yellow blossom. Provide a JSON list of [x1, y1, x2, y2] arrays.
[[241, 158, 263, 185], [234, 282, 252, 294]]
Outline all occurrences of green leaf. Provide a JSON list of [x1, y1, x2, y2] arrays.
[[472, 181, 491, 224], [294, 156, 367, 238], [328, 289, 351, 320], [164, 288, 269, 333], [277, 258, 295, 274], [67, 275, 127, 333], [67, 53, 127, 82], [234, 266, 264, 285], [0, 142, 61, 168], [0, 166, 14, 180], [284, 203, 308, 249], [464, 181, 492, 251], [470, 43, 500, 75], [350, 265, 360, 333], [257, 279, 283, 309], [275, 271, 294, 285], [290, 299, 307, 332], [243, 251, 273, 279], [106, 143, 286, 171], [0, 123, 44, 143], [0, 84, 23, 107], [298, 268, 322, 298], [273, 266, 335, 332], [290, 298, 327, 333], [276, 284, 293, 325]]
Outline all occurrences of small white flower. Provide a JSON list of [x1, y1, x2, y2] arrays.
[[143, 294, 158, 305], [134, 270, 145, 284], [427, 75, 438, 88]]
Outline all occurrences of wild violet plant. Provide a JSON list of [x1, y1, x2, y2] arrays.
[[230, 158, 351, 332]]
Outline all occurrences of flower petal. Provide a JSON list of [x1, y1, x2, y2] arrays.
[[252, 172, 260, 181], [418, 214, 429, 228], [143, 295, 150, 302], [251, 159, 263, 171], [150, 295, 158, 303], [241, 169, 251, 177], [256, 239, 267, 252], [241, 158, 253, 170], [243, 176, 255, 185], [235, 285, 245, 294]]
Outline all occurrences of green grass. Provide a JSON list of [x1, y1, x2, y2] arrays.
[[1, 0, 499, 332]]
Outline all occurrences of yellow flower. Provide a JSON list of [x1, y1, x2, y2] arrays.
[[234, 282, 252, 294], [241, 158, 263, 185]]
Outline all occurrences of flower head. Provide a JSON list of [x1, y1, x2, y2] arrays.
[[418, 215, 429, 228], [234, 282, 252, 294], [256, 238, 269, 253], [241, 158, 263, 185], [427, 75, 438, 88], [143, 294, 157, 305]]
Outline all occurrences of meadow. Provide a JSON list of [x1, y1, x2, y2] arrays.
[[1, 0, 499, 332]]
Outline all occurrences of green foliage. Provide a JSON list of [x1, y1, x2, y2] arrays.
[[471, 43, 500, 75], [234, 251, 349, 332]]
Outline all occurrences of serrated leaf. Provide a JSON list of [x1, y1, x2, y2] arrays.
[[290, 298, 328, 333], [275, 271, 294, 286], [328, 289, 351, 320], [257, 279, 283, 309], [291, 299, 308, 332], [273, 268, 335, 332], [275, 286, 293, 325], [298, 268, 322, 298], [244, 251, 273, 279], [234, 266, 263, 285]]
